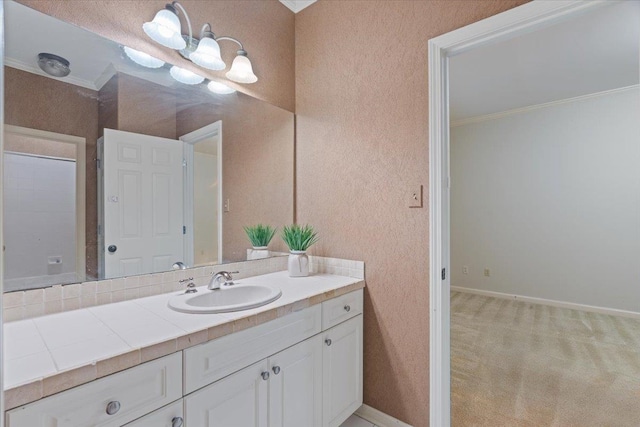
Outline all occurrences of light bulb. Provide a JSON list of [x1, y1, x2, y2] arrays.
[[170, 66, 205, 85], [190, 37, 226, 71], [123, 47, 165, 69], [207, 81, 236, 94], [143, 8, 186, 50], [226, 53, 258, 84]]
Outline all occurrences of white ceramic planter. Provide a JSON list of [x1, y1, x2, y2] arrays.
[[288, 250, 309, 277], [247, 246, 270, 260]]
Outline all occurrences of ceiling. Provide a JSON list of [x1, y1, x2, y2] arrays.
[[450, 1, 640, 122], [279, 0, 316, 13]]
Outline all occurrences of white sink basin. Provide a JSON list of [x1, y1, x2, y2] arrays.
[[168, 284, 282, 314]]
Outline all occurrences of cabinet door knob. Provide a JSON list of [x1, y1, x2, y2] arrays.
[[325, 338, 332, 346], [272, 366, 281, 375], [261, 371, 270, 381], [172, 417, 184, 427], [344, 305, 351, 312], [106, 400, 121, 415], [107, 245, 117, 253]]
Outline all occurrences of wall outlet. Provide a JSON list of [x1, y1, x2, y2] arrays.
[[484, 268, 491, 277], [462, 266, 469, 275]]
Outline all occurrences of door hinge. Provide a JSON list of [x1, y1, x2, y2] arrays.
[[96, 158, 101, 169], [441, 268, 446, 280], [183, 159, 187, 167], [183, 225, 186, 235]]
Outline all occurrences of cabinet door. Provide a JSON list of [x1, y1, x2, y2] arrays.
[[185, 360, 269, 427], [322, 315, 363, 427], [124, 400, 183, 427], [268, 335, 323, 427]]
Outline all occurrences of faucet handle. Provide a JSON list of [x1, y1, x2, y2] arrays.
[[179, 277, 194, 283]]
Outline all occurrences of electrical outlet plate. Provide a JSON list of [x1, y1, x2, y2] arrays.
[[409, 185, 423, 208]]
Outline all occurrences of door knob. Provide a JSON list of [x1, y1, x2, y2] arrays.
[[172, 417, 184, 427], [272, 366, 281, 375], [261, 371, 270, 380], [106, 400, 121, 415], [107, 245, 117, 253], [325, 338, 332, 346], [344, 305, 351, 312]]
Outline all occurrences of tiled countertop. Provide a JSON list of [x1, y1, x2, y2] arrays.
[[4, 271, 365, 410]]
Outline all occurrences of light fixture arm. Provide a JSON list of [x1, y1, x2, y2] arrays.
[[215, 36, 246, 54], [171, 1, 193, 47]]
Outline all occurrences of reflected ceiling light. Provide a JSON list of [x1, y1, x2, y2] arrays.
[[37, 53, 70, 78], [123, 46, 165, 69], [142, 4, 186, 49], [144, 2, 257, 83], [170, 65, 205, 85], [207, 81, 236, 95], [226, 50, 258, 84]]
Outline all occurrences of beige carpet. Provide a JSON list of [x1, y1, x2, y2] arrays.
[[451, 291, 640, 426]]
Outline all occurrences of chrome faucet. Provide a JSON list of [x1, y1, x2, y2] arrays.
[[208, 271, 238, 290]]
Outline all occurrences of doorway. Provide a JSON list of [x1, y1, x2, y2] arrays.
[[427, 1, 638, 425]]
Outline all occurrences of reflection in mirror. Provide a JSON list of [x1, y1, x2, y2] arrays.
[[3, 1, 293, 292]]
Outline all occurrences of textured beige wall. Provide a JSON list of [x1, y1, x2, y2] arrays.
[[176, 93, 294, 262], [295, 1, 528, 425], [4, 66, 100, 279], [16, 0, 295, 112]]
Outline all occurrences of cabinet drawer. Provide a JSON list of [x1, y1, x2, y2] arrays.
[[184, 304, 321, 394], [6, 353, 182, 427], [322, 290, 363, 330], [124, 400, 183, 427]]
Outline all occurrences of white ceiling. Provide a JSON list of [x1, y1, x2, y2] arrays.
[[450, 1, 640, 122], [279, 0, 316, 14]]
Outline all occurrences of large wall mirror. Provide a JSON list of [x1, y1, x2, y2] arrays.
[[3, 1, 294, 292]]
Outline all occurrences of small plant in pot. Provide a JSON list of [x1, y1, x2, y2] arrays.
[[282, 224, 319, 277], [244, 224, 277, 260]]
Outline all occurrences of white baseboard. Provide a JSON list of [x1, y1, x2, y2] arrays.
[[451, 286, 640, 319], [355, 404, 413, 427]]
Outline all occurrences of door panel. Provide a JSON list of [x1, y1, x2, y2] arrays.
[[269, 335, 323, 427], [103, 129, 184, 278]]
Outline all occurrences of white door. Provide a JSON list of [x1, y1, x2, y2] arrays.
[[322, 315, 363, 427], [185, 360, 269, 427], [269, 335, 323, 427], [103, 128, 184, 278]]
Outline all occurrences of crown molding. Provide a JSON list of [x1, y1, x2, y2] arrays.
[[279, 0, 317, 13], [4, 57, 99, 91], [451, 84, 640, 128]]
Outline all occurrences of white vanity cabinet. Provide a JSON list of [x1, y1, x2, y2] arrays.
[[5, 289, 364, 427]]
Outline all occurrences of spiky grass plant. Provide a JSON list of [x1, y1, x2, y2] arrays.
[[281, 224, 319, 252], [244, 224, 277, 247]]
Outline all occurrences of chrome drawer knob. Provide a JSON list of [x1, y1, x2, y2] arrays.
[[325, 338, 332, 346], [261, 371, 270, 380], [344, 305, 351, 312], [172, 416, 184, 427], [272, 366, 281, 375], [106, 400, 121, 415]]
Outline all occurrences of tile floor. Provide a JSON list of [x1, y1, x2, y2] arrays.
[[341, 415, 376, 427]]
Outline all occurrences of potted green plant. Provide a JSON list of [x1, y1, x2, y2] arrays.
[[244, 224, 277, 260], [281, 224, 319, 277]]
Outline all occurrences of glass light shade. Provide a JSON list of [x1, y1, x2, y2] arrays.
[[143, 9, 186, 50], [226, 54, 258, 84], [207, 81, 236, 94], [170, 66, 205, 85], [123, 47, 165, 69], [190, 37, 226, 71]]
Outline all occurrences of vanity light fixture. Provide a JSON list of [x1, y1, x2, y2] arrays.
[[207, 80, 236, 95], [144, 2, 258, 84], [123, 47, 165, 69], [170, 65, 205, 85]]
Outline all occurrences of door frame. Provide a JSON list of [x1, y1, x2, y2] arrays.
[[4, 124, 87, 284], [180, 120, 223, 266], [427, 1, 613, 425]]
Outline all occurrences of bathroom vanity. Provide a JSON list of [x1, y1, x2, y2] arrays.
[[4, 271, 364, 427]]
